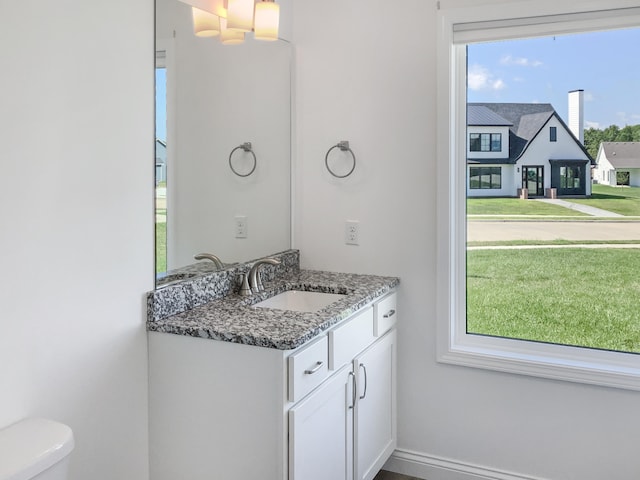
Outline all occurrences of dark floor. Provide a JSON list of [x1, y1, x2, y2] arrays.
[[374, 470, 422, 480]]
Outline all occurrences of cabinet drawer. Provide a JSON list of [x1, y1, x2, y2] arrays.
[[374, 292, 397, 337], [289, 336, 329, 403], [329, 307, 374, 370]]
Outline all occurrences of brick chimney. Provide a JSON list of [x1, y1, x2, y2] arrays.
[[568, 89, 584, 144]]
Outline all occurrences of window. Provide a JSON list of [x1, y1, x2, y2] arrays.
[[469, 133, 501, 152], [617, 171, 630, 185], [156, 50, 168, 276], [550, 126, 557, 142], [469, 167, 501, 189], [436, 4, 640, 391], [491, 134, 501, 151], [560, 166, 581, 189]]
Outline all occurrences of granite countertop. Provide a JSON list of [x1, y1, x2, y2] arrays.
[[147, 269, 399, 350]]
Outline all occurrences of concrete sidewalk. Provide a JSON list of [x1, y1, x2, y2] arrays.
[[535, 198, 623, 217], [468, 243, 640, 250], [467, 221, 640, 242]]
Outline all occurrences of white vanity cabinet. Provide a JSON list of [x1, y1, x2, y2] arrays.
[[354, 329, 396, 480], [289, 364, 354, 480], [148, 291, 397, 480], [289, 329, 396, 480]]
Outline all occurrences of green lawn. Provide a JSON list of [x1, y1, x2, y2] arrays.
[[467, 185, 640, 216], [156, 221, 167, 274], [570, 184, 640, 216], [467, 198, 587, 216], [467, 248, 640, 353]]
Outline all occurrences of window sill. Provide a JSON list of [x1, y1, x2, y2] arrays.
[[439, 334, 640, 391]]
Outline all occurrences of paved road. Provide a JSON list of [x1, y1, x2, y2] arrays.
[[467, 221, 640, 242]]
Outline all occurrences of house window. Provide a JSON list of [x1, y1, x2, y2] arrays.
[[560, 166, 581, 189], [437, 5, 640, 390], [469, 167, 501, 189], [617, 171, 630, 185], [491, 134, 501, 151], [469, 133, 501, 152], [550, 126, 557, 142]]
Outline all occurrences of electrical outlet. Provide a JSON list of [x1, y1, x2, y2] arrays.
[[235, 215, 248, 238], [345, 220, 359, 245]]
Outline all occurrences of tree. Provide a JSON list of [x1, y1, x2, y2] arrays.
[[584, 127, 605, 159], [582, 124, 640, 159]]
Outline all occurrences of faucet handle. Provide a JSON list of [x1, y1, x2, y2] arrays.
[[238, 273, 252, 296]]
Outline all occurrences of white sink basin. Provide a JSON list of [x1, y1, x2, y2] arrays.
[[253, 290, 346, 313]]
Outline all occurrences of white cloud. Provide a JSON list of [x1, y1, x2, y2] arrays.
[[584, 91, 595, 102], [617, 111, 630, 124], [492, 78, 506, 90], [500, 54, 543, 67], [468, 64, 506, 92], [585, 120, 601, 130]]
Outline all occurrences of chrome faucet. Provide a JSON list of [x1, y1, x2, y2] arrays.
[[194, 253, 224, 269], [248, 258, 281, 293]]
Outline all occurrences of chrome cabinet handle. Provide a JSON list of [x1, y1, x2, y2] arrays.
[[304, 361, 324, 375], [383, 309, 396, 319], [359, 364, 368, 400], [348, 371, 357, 409]]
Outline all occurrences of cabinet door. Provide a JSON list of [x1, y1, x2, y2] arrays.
[[354, 330, 396, 480], [289, 364, 354, 480]]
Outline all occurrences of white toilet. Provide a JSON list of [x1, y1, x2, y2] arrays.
[[0, 418, 74, 480]]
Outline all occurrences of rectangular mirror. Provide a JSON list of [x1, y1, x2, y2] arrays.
[[155, 0, 292, 287]]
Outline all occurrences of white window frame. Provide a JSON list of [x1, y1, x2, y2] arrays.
[[436, 0, 640, 391]]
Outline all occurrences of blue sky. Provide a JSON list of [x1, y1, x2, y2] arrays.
[[467, 27, 640, 130], [156, 68, 167, 141]]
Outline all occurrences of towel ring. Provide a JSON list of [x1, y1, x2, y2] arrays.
[[325, 141, 356, 178], [229, 142, 257, 177]]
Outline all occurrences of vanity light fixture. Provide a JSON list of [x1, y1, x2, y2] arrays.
[[192, 7, 221, 37], [188, 0, 280, 44], [220, 15, 245, 45], [253, 0, 279, 41], [226, 0, 255, 32]]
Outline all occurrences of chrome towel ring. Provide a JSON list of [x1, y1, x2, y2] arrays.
[[325, 141, 356, 178], [229, 142, 257, 177]]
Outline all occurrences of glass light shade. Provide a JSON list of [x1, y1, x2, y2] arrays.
[[254, 2, 279, 41], [184, 0, 226, 18], [226, 0, 254, 32], [220, 17, 245, 45], [192, 7, 220, 37]]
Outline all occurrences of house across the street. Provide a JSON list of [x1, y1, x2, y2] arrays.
[[594, 142, 640, 187], [467, 90, 593, 198], [156, 138, 167, 185]]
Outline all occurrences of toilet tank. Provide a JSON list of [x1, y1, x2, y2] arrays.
[[0, 418, 74, 480]]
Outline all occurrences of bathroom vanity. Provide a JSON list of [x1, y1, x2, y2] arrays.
[[147, 250, 399, 480]]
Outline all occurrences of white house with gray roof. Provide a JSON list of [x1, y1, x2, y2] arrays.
[[155, 138, 167, 185], [594, 142, 640, 187], [467, 93, 593, 198]]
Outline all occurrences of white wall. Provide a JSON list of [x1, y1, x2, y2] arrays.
[[293, 1, 640, 479], [157, 0, 291, 270], [594, 153, 615, 185], [0, 2, 153, 479], [631, 169, 640, 186]]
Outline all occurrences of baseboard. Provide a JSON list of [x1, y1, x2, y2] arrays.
[[383, 449, 549, 480]]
